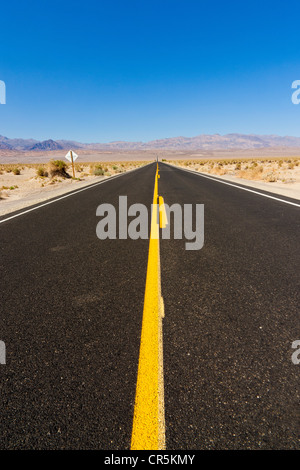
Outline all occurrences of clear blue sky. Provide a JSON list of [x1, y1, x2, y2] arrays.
[[1, 0, 300, 142]]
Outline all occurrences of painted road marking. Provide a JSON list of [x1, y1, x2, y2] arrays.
[[170, 164, 300, 208], [131, 164, 165, 450]]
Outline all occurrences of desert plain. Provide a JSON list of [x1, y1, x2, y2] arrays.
[[1, 147, 300, 216]]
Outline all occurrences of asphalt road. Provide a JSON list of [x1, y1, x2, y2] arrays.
[[0, 162, 299, 449]]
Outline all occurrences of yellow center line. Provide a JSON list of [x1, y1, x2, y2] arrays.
[[131, 164, 165, 450]]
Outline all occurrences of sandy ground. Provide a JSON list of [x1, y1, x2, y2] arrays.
[[170, 159, 300, 200], [0, 162, 145, 216], [0, 149, 157, 164], [1, 146, 300, 163]]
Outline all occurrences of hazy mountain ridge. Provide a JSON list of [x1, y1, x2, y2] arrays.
[[29, 139, 64, 151], [2, 133, 300, 151]]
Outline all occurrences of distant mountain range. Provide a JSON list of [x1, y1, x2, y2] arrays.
[[2, 133, 300, 151]]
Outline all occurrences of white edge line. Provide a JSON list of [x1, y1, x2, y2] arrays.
[[0, 162, 152, 224], [166, 163, 300, 208]]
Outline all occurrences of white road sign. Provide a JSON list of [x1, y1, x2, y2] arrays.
[[65, 150, 78, 162]]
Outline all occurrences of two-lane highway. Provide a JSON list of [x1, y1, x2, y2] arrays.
[[0, 162, 299, 449]]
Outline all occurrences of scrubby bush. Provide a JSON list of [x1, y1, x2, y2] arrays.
[[49, 160, 70, 178], [265, 173, 277, 182], [75, 163, 84, 172], [94, 168, 104, 176], [92, 164, 104, 176], [94, 167, 104, 176], [36, 167, 48, 177]]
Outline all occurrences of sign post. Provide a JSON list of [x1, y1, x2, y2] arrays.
[[70, 150, 75, 178], [65, 150, 78, 178]]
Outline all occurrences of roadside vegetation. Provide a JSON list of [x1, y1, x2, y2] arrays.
[[48, 159, 70, 178], [169, 157, 300, 184], [0, 161, 148, 201]]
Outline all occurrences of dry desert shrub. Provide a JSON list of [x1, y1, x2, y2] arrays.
[[48, 160, 70, 178], [3, 164, 20, 173], [169, 156, 300, 183], [75, 163, 84, 173], [36, 166, 48, 177], [92, 164, 105, 176], [265, 173, 277, 182], [237, 166, 264, 180]]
